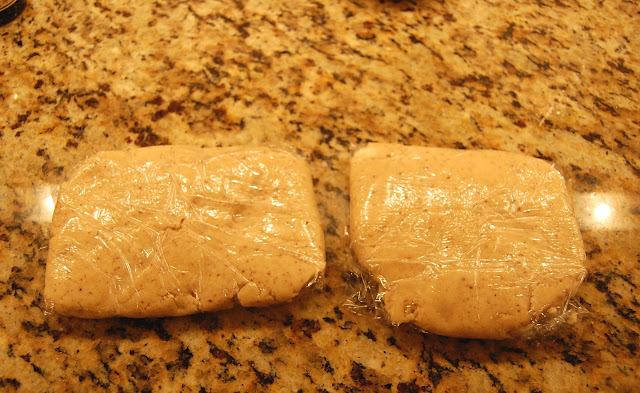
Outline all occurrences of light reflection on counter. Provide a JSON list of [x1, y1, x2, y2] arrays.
[[573, 192, 638, 231], [593, 203, 611, 222], [30, 185, 59, 223]]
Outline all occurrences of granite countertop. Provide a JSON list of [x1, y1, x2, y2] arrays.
[[1, 0, 639, 391]]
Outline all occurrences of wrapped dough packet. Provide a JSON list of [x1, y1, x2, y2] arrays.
[[45, 145, 326, 318], [349, 143, 586, 339]]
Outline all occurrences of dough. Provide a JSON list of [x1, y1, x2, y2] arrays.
[[45, 146, 325, 318], [350, 143, 586, 339]]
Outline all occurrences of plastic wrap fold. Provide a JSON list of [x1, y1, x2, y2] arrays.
[[349, 143, 586, 339], [44, 145, 326, 318]]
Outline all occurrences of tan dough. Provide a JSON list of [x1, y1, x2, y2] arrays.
[[45, 145, 325, 318], [350, 143, 586, 339]]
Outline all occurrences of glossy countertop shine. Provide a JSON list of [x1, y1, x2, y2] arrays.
[[1, 0, 639, 392]]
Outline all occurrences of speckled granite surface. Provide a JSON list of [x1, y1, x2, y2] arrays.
[[1, 0, 639, 391]]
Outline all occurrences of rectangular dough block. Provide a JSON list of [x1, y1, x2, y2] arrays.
[[45, 145, 325, 318], [350, 143, 586, 339]]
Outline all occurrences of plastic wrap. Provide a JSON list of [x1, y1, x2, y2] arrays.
[[44, 145, 326, 318], [349, 143, 586, 339]]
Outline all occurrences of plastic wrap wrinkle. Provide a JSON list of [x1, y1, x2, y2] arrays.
[[44, 145, 326, 318], [349, 143, 586, 339]]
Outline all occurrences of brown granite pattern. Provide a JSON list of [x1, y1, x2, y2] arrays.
[[1, 0, 639, 391]]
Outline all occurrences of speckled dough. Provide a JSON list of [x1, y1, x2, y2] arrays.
[[44, 145, 325, 318], [350, 143, 587, 339]]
